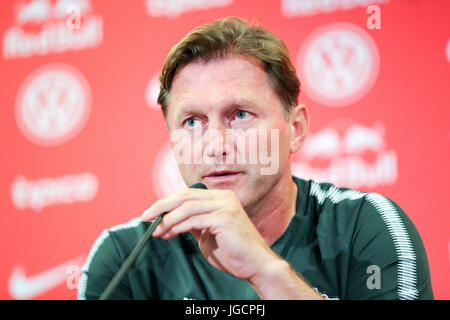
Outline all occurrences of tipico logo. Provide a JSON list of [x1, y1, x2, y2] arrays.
[[10, 172, 98, 212], [15, 63, 92, 147], [281, 0, 388, 17], [296, 22, 380, 107], [292, 120, 398, 189]]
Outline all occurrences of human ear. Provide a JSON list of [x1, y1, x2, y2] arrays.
[[289, 104, 309, 153]]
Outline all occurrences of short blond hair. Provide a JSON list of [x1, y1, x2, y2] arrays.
[[158, 17, 300, 119]]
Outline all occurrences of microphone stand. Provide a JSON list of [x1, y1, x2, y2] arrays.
[[99, 182, 207, 300]]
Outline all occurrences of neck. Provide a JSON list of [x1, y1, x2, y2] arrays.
[[247, 169, 297, 246]]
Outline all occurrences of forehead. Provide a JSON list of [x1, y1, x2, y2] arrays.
[[172, 55, 268, 89], [166, 55, 280, 118]]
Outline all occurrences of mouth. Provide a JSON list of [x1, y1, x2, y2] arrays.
[[202, 171, 243, 181]]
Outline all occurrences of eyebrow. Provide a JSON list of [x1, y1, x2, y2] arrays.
[[175, 97, 260, 120]]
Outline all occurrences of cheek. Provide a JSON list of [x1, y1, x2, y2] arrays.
[[176, 161, 201, 187], [170, 137, 200, 178], [230, 126, 289, 171], [170, 129, 202, 163], [264, 121, 291, 155], [279, 125, 293, 155]]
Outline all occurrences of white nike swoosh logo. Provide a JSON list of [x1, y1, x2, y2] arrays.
[[8, 256, 85, 300]]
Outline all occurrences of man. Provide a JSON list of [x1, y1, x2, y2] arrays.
[[78, 17, 433, 300]]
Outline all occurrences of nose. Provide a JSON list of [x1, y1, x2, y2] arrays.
[[203, 120, 229, 160]]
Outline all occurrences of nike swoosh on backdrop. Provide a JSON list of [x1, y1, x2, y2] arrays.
[[8, 256, 85, 300]]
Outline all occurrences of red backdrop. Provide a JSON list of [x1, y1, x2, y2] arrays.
[[0, 0, 449, 300]]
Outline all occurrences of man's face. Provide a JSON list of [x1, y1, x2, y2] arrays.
[[165, 55, 296, 212]]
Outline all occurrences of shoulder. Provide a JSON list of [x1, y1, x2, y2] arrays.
[[295, 176, 408, 235], [294, 176, 415, 263], [104, 217, 147, 251], [295, 177, 368, 233], [294, 177, 432, 299], [306, 179, 367, 217], [78, 218, 168, 300], [84, 216, 194, 269], [93, 217, 174, 259], [81, 218, 146, 273], [87, 218, 146, 257]]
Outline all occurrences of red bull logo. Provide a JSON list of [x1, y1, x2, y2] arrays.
[[293, 121, 398, 189], [3, 0, 103, 59]]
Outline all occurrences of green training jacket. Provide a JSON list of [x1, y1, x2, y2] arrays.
[[78, 176, 433, 300]]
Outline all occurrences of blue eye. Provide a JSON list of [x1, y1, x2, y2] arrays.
[[185, 118, 198, 128], [236, 111, 248, 120]]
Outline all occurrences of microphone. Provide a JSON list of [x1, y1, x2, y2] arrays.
[[99, 182, 207, 300]]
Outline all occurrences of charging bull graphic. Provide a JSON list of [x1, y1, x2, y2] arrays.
[[3, 0, 103, 59], [292, 121, 397, 189]]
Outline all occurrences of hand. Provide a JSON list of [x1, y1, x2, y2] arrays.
[[141, 187, 280, 281]]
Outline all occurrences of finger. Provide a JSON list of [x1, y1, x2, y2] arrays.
[[190, 229, 202, 242], [153, 199, 221, 236], [141, 188, 213, 221], [199, 230, 227, 272], [158, 212, 216, 240]]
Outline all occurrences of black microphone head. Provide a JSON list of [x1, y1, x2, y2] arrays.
[[189, 182, 208, 190]]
